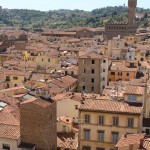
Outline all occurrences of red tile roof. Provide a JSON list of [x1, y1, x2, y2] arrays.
[[110, 63, 137, 72], [143, 138, 150, 150], [0, 105, 20, 125], [57, 132, 78, 150], [115, 133, 145, 148], [124, 85, 144, 95], [0, 124, 20, 140], [79, 99, 142, 115], [79, 51, 103, 59], [21, 97, 53, 108], [48, 76, 77, 89]]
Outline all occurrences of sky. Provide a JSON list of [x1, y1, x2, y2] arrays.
[[0, 0, 149, 11]]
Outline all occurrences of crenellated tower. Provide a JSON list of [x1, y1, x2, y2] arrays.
[[128, 0, 137, 25]]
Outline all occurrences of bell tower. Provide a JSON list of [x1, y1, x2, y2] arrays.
[[128, 0, 137, 25]]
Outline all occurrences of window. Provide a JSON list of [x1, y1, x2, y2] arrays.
[[14, 84, 17, 87], [83, 59, 86, 64], [82, 146, 91, 150], [127, 118, 134, 127], [91, 69, 95, 74], [71, 71, 74, 75], [112, 117, 119, 126], [91, 78, 94, 83], [83, 69, 86, 73], [146, 129, 150, 135], [112, 132, 119, 144], [103, 60, 106, 63], [6, 84, 9, 88], [82, 86, 85, 91], [103, 77, 105, 81], [128, 95, 137, 102], [99, 116, 104, 125], [126, 73, 129, 76], [24, 77, 27, 82], [42, 58, 44, 62], [48, 58, 50, 62], [103, 86, 105, 89], [62, 125, 66, 132], [103, 69, 105, 72], [6, 76, 10, 81], [118, 72, 122, 76], [96, 148, 105, 150], [98, 130, 104, 142], [130, 63, 134, 67], [84, 129, 90, 140], [85, 115, 90, 123], [92, 60, 95, 64], [57, 148, 61, 150], [13, 77, 18, 80], [2, 144, 10, 150], [91, 86, 94, 92]]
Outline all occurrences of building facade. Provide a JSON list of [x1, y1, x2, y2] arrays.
[[78, 99, 142, 150], [20, 97, 57, 150], [78, 51, 109, 94], [105, 0, 137, 39]]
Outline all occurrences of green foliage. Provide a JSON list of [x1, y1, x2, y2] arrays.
[[0, 6, 149, 29]]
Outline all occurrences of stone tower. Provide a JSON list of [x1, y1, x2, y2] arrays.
[[20, 97, 57, 150], [128, 0, 137, 25]]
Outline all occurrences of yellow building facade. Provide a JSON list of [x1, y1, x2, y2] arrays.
[[79, 99, 142, 150]]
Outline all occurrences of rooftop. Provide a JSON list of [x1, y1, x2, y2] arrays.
[[79, 99, 142, 115], [115, 133, 145, 148]]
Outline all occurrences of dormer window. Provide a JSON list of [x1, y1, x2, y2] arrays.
[[128, 95, 137, 102]]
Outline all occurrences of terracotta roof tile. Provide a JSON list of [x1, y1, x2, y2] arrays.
[[48, 76, 77, 89], [79, 99, 142, 115], [21, 97, 54, 108], [110, 63, 137, 72], [0, 105, 20, 125], [124, 85, 144, 95], [0, 124, 20, 140], [57, 132, 78, 150], [143, 138, 150, 150], [116, 133, 145, 147]]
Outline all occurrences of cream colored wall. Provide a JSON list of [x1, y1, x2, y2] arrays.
[[0, 87, 27, 97], [79, 111, 142, 150], [0, 137, 20, 150], [0, 82, 5, 90], [57, 99, 80, 119], [36, 56, 58, 67], [57, 121, 72, 133], [118, 143, 139, 150], [5, 75, 26, 88], [135, 51, 146, 61]]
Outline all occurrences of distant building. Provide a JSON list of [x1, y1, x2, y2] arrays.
[[78, 51, 109, 94], [105, 0, 137, 39]]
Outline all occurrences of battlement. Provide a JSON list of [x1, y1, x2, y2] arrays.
[[128, 0, 137, 8]]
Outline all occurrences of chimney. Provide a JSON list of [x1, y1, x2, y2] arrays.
[[129, 144, 133, 150], [124, 133, 127, 138]]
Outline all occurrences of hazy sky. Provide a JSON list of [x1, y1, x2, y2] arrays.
[[0, 0, 149, 11]]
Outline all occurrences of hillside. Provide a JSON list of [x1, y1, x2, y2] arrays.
[[0, 6, 149, 30]]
